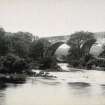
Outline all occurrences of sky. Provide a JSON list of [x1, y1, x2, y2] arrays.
[[0, 0, 105, 37]]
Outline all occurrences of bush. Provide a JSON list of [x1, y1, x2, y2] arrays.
[[39, 56, 60, 70], [0, 53, 29, 74]]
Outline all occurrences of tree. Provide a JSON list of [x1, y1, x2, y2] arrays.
[[29, 38, 51, 60], [7, 32, 35, 58], [67, 31, 96, 67], [39, 56, 56, 69], [0, 53, 29, 73], [99, 44, 105, 58], [0, 28, 9, 56]]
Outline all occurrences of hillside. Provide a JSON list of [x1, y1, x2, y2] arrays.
[[42, 32, 105, 43]]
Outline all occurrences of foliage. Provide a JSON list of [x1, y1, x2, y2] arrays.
[[0, 27, 105, 71], [67, 31, 95, 47], [29, 38, 51, 60], [67, 31, 96, 58], [39, 56, 59, 70], [0, 28, 9, 56], [0, 54, 29, 74], [67, 31, 96, 68], [7, 32, 34, 58], [0, 27, 53, 72]]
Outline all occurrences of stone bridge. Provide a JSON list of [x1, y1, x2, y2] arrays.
[[43, 35, 70, 57], [42, 32, 105, 60]]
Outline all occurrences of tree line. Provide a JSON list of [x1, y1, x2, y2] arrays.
[[0, 27, 55, 74], [67, 31, 105, 70], [0, 27, 105, 74]]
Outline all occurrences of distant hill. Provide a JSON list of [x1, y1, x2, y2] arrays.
[[94, 32, 105, 39], [42, 32, 105, 44], [42, 35, 70, 43]]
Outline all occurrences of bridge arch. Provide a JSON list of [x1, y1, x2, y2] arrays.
[[44, 42, 65, 57]]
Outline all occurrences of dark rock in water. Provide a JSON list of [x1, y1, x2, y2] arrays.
[[8, 74, 26, 84], [68, 82, 90, 87], [34, 71, 56, 78], [101, 84, 105, 87]]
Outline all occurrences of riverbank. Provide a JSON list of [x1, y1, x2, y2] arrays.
[[0, 62, 105, 84], [58, 63, 105, 72], [0, 73, 27, 84], [68, 66, 105, 71]]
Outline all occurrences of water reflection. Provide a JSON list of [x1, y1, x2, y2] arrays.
[[100, 85, 105, 95], [0, 91, 5, 105], [0, 84, 7, 90], [67, 82, 91, 97], [0, 83, 8, 105], [68, 82, 90, 88], [0, 81, 27, 105]]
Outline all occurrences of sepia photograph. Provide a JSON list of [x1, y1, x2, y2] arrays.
[[0, 0, 105, 105]]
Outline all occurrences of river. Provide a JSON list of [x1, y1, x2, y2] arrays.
[[0, 63, 105, 105]]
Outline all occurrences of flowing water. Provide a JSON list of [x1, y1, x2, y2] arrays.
[[1, 63, 105, 105]]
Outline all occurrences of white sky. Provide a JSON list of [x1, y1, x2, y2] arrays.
[[0, 0, 105, 37]]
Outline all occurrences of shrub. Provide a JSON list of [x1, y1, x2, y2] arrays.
[[39, 56, 59, 70], [0, 53, 29, 74]]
